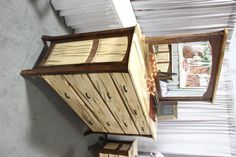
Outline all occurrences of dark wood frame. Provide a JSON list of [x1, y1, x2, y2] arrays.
[[146, 29, 228, 103], [21, 26, 135, 77], [154, 44, 173, 80]]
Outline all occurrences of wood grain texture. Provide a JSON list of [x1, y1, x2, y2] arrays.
[[110, 73, 151, 135], [99, 153, 109, 157], [92, 37, 128, 63], [128, 33, 157, 140], [103, 143, 119, 150], [63, 74, 124, 134], [45, 40, 93, 65], [86, 39, 99, 63], [108, 155, 119, 157], [129, 34, 150, 117], [89, 73, 138, 134], [42, 75, 106, 132], [21, 62, 128, 76], [44, 37, 128, 66]]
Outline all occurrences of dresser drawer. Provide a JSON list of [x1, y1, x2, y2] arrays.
[[110, 73, 151, 135], [42, 75, 106, 132], [63, 74, 123, 134], [89, 73, 138, 134]]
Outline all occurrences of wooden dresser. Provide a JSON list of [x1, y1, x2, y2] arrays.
[[98, 140, 138, 157], [21, 25, 157, 140]]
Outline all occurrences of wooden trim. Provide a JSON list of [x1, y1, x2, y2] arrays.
[[21, 62, 128, 77], [21, 27, 135, 77], [211, 28, 228, 103], [90, 131, 153, 137], [145, 31, 224, 44], [42, 27, 135, 43], [147, 30, 227, 103], [85, 39, 99, 63], [39, 43, 55, 66], [122, 34, 134, 64]]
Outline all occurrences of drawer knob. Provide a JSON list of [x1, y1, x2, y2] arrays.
[[133, 110, 137, 115], [107, 92, 112, 99], [124, 122, 128, 127], [123, 85, 128, 93], [64, 93, 70, 99], [85, 93, 91, 99], [107, 122, 110, 126], [88, 121, 93, 125], [141, 127, 145, 131]]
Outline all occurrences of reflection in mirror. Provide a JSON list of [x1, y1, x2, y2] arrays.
[[153, 42, 212, 97]]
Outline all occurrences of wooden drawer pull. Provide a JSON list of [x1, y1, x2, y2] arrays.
[[107, 122, 110, 126], [133, 110, 137, 115], [123, 85, 128, 92], [141, 127, 145, 131], [85, 93, 91, 99], [124, 122, 128, 127], [107, 92, 112, 99], [64, 93, 70, 99], [88, 121, 93, 125]]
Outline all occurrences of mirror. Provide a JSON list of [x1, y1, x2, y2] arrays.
[[146, 29, 227, 102], [153, 42, 212, 97]]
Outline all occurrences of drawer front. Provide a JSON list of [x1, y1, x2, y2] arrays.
[[42, 75, 106, 132], [110, 73, 151, 135], [89, 73, 138, 134], [64, 74, 123, 134]]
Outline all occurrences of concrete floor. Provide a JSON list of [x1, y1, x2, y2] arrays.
[[0, 0, 100, 156]]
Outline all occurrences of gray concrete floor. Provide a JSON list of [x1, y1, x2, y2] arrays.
[[0, 0, 100, 156]]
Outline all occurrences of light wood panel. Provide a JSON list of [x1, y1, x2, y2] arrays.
[[103, 143, 119, 150], [99, 153, 109, 157], [92, 37, 128, 63], [89, 73, 138, 134], [128, 33, 157, 140], [44, 37, 128, 66], [45, 40, 93, 65], [110, 73, 151, 135], [42, 75, 106, 132], [108, 155, 120, 157], [64, 74, 123, 134], [129, 34, 150, 117], [128, 140, 138, 157], [119, 144, 130, 151]]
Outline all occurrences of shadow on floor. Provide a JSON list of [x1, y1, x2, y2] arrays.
[[27, 0, 72, 33], [24, 76, 99, 157], [28, 0, 50, 19]]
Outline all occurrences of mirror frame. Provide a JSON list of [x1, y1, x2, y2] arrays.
[[146, 29, 228, 103]]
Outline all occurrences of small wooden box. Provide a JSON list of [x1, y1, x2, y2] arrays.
[[98, 140, 138, 157], [21, 25, 157, 140]]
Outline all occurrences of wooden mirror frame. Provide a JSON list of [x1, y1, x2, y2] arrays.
[[146, 29, 228, 103]]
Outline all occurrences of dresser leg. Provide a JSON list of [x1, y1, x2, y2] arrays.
[[84, 129, 92, 136]]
